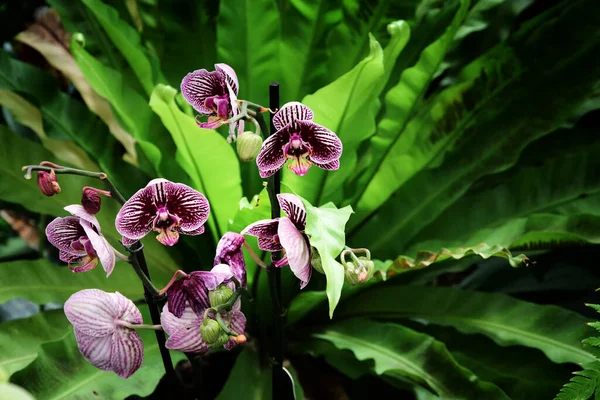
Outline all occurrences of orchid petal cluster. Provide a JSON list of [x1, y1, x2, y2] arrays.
[[241, 194, 312, 288], [257, 102, 343, 177], [65, 289, 144, 378], [46, 205, 116, 276], [116, 179, 209, 247], [180, 63, 243, 136]]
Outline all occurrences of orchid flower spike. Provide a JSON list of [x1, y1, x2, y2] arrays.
[[256, 102, 342, 178], [116, 179, 210, 247], [241, 194, 312, 288], [180, 63, 243, 137], [46, 205, 116, 276], [65, 289, 144, 378]]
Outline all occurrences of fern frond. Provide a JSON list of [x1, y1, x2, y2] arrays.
[[588, 322, 600, 333], [583, 337, 600, 348], [554, 362, 600, 400], [586, 304, 600, 314]]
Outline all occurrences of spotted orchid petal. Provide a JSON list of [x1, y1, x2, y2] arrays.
[[116, 180, 209, 245], [224, 310, 247, 350], [80, 220, 115, 277], [278, 218, 311, 288], [256, 133, 288, 178], [181, 69, 226, 115], [273, 102, 314, 130], [214, 232, 247, 287], [277, 194, 306, 229], [162, 304, 209, 353], [46, 216, 86, 254]]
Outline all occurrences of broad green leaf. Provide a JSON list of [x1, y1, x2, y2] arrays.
[[454, 0, 506, 40], [302, 199, 353, 317], [0, 310, 70, 377], [352, 0, 470, 220], [10, 311, 185, 399], [313, 319, 509, 399], [338, 285, 596, 364], [0, 258, 146, 304], [279, 0, 343, 101], [149, 84, 242, 239], [80, 0, 164, 95], [390, 243, 529, 275], [15, 23, 137, 162], [0, 126, 178, 284], [0, 383, 35, 400], [217, 0, 281, 106], [283, 35, 384, 205], [351, 0, 600, 257], [0, 90, 97, 170], [216, 348, 271, 400]]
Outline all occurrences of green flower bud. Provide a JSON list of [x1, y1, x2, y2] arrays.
[[343, 257, 375, 285], [209, 284, 234, 308], [213, 330, 232, 347], [236, 131, 263, 162], [311, 247, 324, 274], [200, 319, 222, 345]]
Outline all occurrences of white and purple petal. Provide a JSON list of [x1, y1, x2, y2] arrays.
[[214, 232, 246, 287], [110, 327, 144, 378], [74, 329, 113, 372], [64, 289, 120, 337], [256, 134, 287, 178], [60, 250, 83, 264], [70, 256, 99, 273], [80, 220, 116, 277], [161, 304, 208, 353], [298, 120, 342, 163], [161, 182, 210, 231], [258, 236, 283, 252], [166, 280, 188, 318], [115, 185, 156, 240], [110, 292, 143, 325], [273, 102, 314, 130], [241, 219, 279, 239], [276, 194, 306, 229], [46, 216, 86, 253], [278, 218, 311, 289], [311, 159, 340, 171], [181, 69, 226, 114], [223, 310, 247, 350], [64, 205, 102, 232]]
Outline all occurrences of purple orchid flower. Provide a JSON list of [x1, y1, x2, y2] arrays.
[[256, 102, 342, 178], [161, 299, 246, 354], [214, 232, 246, 287], [241, 193, 312, 288], [166, 264, 237, 318], [46, 205, 116, 276], [115, 179, 209, 247], [64, 289, 144, 379], [180, 63, 243, 134]]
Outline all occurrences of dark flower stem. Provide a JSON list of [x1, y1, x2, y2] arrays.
[[265, 82, 288, 399]]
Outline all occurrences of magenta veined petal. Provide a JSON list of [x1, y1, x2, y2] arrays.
[[241, 219, 279, 239], [80, 220, 115, 277], [64, 205, 101, 232], [64, 289, 120, 337], [115, 185, 156, 241], [162, 181, 210, 231], [181, 69, 226, 114], [277, 194, 306, 229], [215, 63, 239, 96], [74, 329, 113, 372], [161, 304, 208, 353], [278, 218, 311, 289], [110, 292, 143, 325], [312, 159, 340, 171], [258, 236, 283, 252], [273, 102, 314, 130], [214, 232, 246, 287], [296, 120, 342, 163], [110, 327, 144, 378], [256, 134, 287, 178], [224, 310, 247, 350], [46, 216, 86, 254]]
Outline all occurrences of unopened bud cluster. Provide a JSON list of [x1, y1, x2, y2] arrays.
[[341, 248, 374, 285]]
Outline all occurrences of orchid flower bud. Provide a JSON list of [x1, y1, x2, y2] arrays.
[[236, 131, 263, 162], [199, 319, 222, 345], [341, 248, 374, 285], [208, 284, 234, 307], [37, 170, 60, 196], [81, 188, 102, 214]]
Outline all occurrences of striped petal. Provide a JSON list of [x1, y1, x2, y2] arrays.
[[214, 232, 246, 287], [224, 310, 247, 350], [256, 133, 287, 178], [161, 304, 208, 353], [60, 250, 83, 265], [111, 328, 144, 378], [273, 102, 314, 130], [181, 69, 227, 114], [297, 120, 342, 163], [64, 205, 101, 232], [64, 289, 119, 337], [215, 63, 239, 96], [80, 220, 115, 277], [312, 159, 340, 171], [166, 280, 187, 318], [74, 329, 113, 372], [162, 181, 210, 231], [70, 256, 99, 273], [277, 194, 306, 229], [241, 219, 279, 239], [46, 216, 86, 253], [115, 185, 156, 241], [278, 218, 311, 289], [258, 236, 283, 252], [110, 292, 143, 325]]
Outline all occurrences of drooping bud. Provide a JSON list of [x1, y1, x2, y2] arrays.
[[199, 318, 222, 346], [235, 334, 247, 344], [37, 170, 60, 197], [311, 247, 324, 274], [236, 131, 263, 162], [208, 284, 234, 307], [341, 248, 375, 285], [81, 188, 102, 214]]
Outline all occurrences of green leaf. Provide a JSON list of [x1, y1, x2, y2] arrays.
[[279, 0, 343, 101], [313, 319, 509, 399], [217, 0, 281, 106], [149, 84, 242, 239], [0, 258, 146, 304], [555, 361, 600, 400], [390, 243, 529, 275], [0, 383, 35, 400], [0, 310, 70, 377], [80, 0, 163, 95], [301, 198, 353, 317], [283, 34, 384, 205], [10, 311, 185, 399], [216, 348, 271, 400], [337, 285, 596, 364], [351, 0, 470, 222]]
